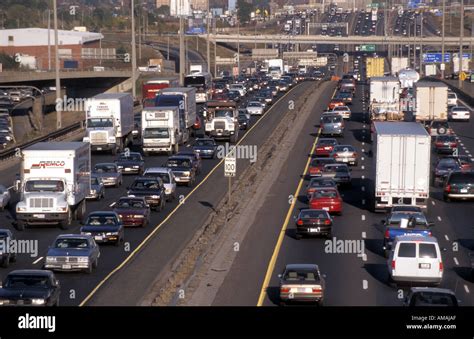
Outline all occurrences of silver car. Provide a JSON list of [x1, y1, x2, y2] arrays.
[[330, 145, 358, 166], [86, 176, 105, 200], [0, 185, 10, 211], [320, 163, 352, 186], [92, 163, 123, 187], [143, 167, 177, 201], [321, 113, 344, 137], [246, 101, 265, 115], [331, 105, 351, 119]]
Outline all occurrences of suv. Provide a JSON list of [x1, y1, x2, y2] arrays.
[[404, 287, 458, 307], [443, 171, 474, 201], [320, 114, 344, 137], [388, 235, 443, 286]]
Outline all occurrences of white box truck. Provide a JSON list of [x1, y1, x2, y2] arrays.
[[414, 82, 448, 121], [15, 142, 90, 230], [391, 57, 409, 75], [372, 122, 430, 211], [369, 77, 402, 121], [156, 87, 197, 136], [267, 59, 284, 79], [141, 106, 186, 155], [83, 93, 134, 154]]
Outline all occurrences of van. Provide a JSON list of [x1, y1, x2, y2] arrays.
[[388, 235, 443, 286], [321, 114, 344, 137]]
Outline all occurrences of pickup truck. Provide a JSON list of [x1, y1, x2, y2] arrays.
[[382, 212, 434, 257]]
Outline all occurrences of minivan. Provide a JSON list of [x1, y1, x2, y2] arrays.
[[320, 114, 344, 137], [388, 235, 443, 286], [443, 171, 474, 201]]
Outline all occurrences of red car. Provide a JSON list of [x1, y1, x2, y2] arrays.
[[433, 135, 458, 154], [315, 138, 338, 157], [308, 158, 337, 177], [112, 196, 150, 227], [328, 98, 344, 110], [309, 188, 343, 215]]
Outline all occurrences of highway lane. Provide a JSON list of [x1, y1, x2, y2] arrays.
[[0, 80, 319, 306], [213, 81, 474, 306]]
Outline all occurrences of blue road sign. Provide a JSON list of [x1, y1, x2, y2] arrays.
[[422, 53, 450, 63]]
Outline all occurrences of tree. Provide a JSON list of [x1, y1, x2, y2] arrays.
[[237, 0, 253, 23], [0, 53, 19, 70]]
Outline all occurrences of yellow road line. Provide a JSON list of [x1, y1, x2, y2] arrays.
[[79, 83, 307, 306], [256, 83, 337, 306]]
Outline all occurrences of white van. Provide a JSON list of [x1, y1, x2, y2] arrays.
[[447, 92, 458, 106], [388, 235, 443, 285]]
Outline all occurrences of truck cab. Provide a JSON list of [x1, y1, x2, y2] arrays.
[[204, 101, 239, 143]]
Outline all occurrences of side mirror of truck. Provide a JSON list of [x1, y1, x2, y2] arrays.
[[427, 221, 435, 227], [14, 178, 21, 192]]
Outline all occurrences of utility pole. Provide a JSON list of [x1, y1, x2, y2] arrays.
[[459, 0, 464, 88], [138, 7, 142, 62], [237, 17, 240, 75], [420, 11, 423, 76], [179, 0, 185, 86], [131, 0, 137, 99], [53, 0, 61, 129], [441, 0, 445, 78], [214, 18, 217, 77], [207, 0, 211, 74], [48, 10, 51, 71]]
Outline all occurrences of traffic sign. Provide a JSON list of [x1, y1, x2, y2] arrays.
[[422, 53, 450, 63], [359, 45, 376, 52], [225, 155, 236, 177]]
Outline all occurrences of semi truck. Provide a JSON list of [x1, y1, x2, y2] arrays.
[[204, 100, 239, 142], [142, 78, 179, 100], [365, 57, 385, 80], [141, 106, 185, 155], [369, 77, 402, 121], [156, 87, 197, 136], [15, 142, 91, 230], [391, 57, 409, 75], [372, 122, 431, 211], [83, 93, 134, 155], [414, 82, 448, 121]]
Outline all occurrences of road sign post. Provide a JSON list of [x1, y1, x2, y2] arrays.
[[225, 152, 236, 206]]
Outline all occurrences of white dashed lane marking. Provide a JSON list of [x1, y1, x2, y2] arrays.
[[437, 216, 442, 222], [464, 285, 470, 294], [361, 215, 366, 221], [363, 280, 368, 290], [453, 257, 459, 266], [32, 257, 43, 265], [362, 232, 366, 238], [444, 234, 450, 241]]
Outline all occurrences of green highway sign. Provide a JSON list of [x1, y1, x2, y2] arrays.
[[360, 44, 376, 52]]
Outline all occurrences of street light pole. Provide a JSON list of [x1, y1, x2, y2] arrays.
[[441, 0, 445, 78], [459, 0, 464, 88], [179, 6, 185, 85], [237, 17, 240, 75], [131, 0, 137, 99], [53, 0, 61, 130], [207, 1, 211, 75]]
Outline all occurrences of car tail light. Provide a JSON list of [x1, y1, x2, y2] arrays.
[[333, 154, 338, 158], [444, 184, 451, 193], [280, 287, 290, 293], [435, 142, 443, 147], [428, 231, 432, 236], [391, 260, 396, 269], [324, 219, 331, 225], [297, 219, 303, 226], [312, 288, 322, 293], [439, 262, 443, 271], [384, 229, 390, 239], [352, 152, 357, 157], [450, 143, 457, 147]]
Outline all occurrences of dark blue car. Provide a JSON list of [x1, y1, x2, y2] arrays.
[[80, 211, 124, 246]]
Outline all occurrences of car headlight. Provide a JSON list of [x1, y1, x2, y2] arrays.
[[46, 257, 56, 263], [90, 189, 97, 194], [182, 172, 190, 177], [17, 206, 27, 212], [151, 195, 159, 199], [133, 215, 145, 218], [78, 257, 89, 263], [32, 298, 45, 305], [106, 232, 119, 236]]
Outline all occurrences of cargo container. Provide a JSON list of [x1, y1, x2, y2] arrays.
[[365, 57, 385, 79], [391, 57, 409, 75], [414, 82, 448, 121], [372, 122, 431, 211]]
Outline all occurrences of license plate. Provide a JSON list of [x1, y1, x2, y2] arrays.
[[95, 236, 103, 241], [97, 147, 102, 151], [381, 196, 389, 202], [419, 263, 431, 269], [62, 264, 72, 270], [33, 214, 45, 218], [309, 228, 320, 233], [342, 159, 348, 162], [296, 288, 310, 293], [461, 188, 468, 193], [322, 207, 330, 211], [125, 168, 132, 171]]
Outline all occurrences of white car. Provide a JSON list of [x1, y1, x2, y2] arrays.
[[448, 106, 470, 122], [246, 101, 265, 115], [143, 167, 177, 201], [331, 106, 351, 119], [388, 235, 443, 286], [447, 92, 458, 106], [229, 84, 246, 97], [0, 185, 10, 210]]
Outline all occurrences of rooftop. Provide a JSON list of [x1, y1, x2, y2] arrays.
[[0, 28, 103, 47]]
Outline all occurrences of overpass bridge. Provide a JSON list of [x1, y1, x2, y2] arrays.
[[0, 70, 132, 85], [201, 34, 474, 46]]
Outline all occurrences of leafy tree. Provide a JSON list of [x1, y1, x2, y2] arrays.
[[0, 53, 19, 69], [237, 0, 253, 23]]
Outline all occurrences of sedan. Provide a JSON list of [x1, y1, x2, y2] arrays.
[[112, 196, 150, 227], [320, 114, 344, 137], [0, 270, 60, 306], [44, 234, 100, 274], [0, 185, 10, 210], [331, 105, 351, 119], [306, 178, 337, 200], [315, 138, 338, 157], [330, 145, 358, 166], [295, 209, 333, 239], [80, 211, 124, 246], [246, 101, 265, 116], [319, 163, 352, 187], [279, 264, 325, 306], [92, 163, 123, 188], [127, 177, 166, 211], [308, 158, 336, 177], [309, 188, 343, 215], [115, 152, 145, 175], [165, 156, 197, 186], [448, 106, 470, 122], [433, 135, 458, 154], [193, 138, 217, 159], [328, 98, 345, 110], [86, 176, 105, 200]]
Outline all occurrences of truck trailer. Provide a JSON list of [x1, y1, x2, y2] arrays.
[[414, 82, 448, 122]]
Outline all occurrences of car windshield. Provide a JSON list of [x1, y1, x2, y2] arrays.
[[131, 179, 160, 189], [118, 154, 141, 161], [91, 177, 100, 185], [284, 269, 319, 281], [318, 139, 336, 146], [334, 106, 349, 111], [166, 159, 191, 168], [87, 118, 113, 128], [149, 173, 170, 184], [86, 215, 118, 226], [388, 212, 427, 225], [143, 128, 169, 139], [299, 210, 329, 219], [116, 199, 145, 209], [25, 180, 64, 192], [436, 136, 456, 142], [437, 160, 459, 170], [214, 109, 234, 118], [55, 238, 89, 249], [411, 292, 456, 306], [313, 190, 337, 198], [5, 275, 50, 289], [195, 140, 215, 147], [322, 115, 342, 123], [309, 179, 335, 187], [248, 102, 261, 107], [94, 164, 117, 173]]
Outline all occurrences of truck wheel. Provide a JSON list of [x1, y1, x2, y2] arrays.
[[16, 220, 25, 231], [92, 257, 99, 269], [174, 144, 179, 154], [60, 210, 72, 230], [75, 200, 86, 222]]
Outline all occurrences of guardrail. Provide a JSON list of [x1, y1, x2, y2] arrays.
[[0, 121, 85, 162]]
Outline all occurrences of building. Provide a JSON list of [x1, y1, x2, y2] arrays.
[[156, 0, 170, 8], [228, 0, 236, 11], [170, 0, 192, 16], [0, 28, 105, 70]]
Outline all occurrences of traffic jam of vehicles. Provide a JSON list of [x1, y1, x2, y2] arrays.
[[0, 59, 329, 306]]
